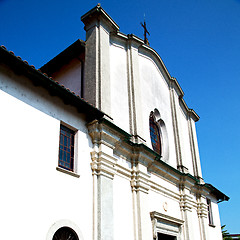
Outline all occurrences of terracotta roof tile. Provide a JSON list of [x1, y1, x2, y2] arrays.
[[0, 45, 104, 120]]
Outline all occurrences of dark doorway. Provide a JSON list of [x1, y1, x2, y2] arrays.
[[158, 232, 176, 240]]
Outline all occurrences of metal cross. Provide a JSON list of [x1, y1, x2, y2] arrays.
[[141, 20, 150, 45]]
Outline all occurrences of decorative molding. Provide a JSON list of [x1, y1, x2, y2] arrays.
[[81, 4, 119, 32], [177, 165, 189, 174], [56, 167, 80, 178], [131, 169, 150, 194], [163, 202, 168, 212], [150, 211, 184, 225], [149, 179, 180, 201], [90, 151, 117, 179], [197, 201, 208, 218], [180, 194, 193, 212], [150, 211, 184, 239], [88, 118, 212, 205], [179, 96, 200, 122]]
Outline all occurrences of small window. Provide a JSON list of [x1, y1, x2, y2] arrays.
[[149, 114, 162, 156], [53, 227, 79, 240], [58, 124, 75, 171], [207, 198, 214, 226]]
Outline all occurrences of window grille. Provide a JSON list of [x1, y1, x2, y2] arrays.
[[149, 115, 162, 156], [59, 125, 75, 171]]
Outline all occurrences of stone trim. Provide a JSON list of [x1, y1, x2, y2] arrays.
[[46, 219, 84, 240], [56, 167, 80, 178], [131, 169, 150, 194], [150, 211, 184, 225], [88, 118, 225, 202], [149, 180, 180, 201], [197, 201, 208, 218], [150, 211, 184, 239], [81, 4, 119, 32]]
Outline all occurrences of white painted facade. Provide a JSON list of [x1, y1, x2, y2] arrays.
[[0, 63, 95, 240], [0, 5, 228, 240]]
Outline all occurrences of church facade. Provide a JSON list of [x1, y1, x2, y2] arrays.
[[0, 5, 228, 240]]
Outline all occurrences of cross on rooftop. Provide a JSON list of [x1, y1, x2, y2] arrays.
[[141, 20, 150, 45]]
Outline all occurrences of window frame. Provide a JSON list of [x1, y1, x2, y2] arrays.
[[149, 113, 162, 157], [206, 198, 214, 226], [57, 123, 79, 178]]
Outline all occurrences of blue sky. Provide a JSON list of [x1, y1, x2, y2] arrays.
[[1, 0, 239, 234]]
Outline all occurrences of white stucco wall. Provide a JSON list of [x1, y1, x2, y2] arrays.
[[148, 189, 181, 220], [0, 68, 94, 240], [108, 37, 197, 173], [207, 197, 222, 240], [52, 58, 82, 97], [138, 54, 177, 167], [177, 104, 194, 175], [191, 208, 202, 240], [110, 44, 130, 133], [1, 18, 225, 238], [113, 175, 134, 240]]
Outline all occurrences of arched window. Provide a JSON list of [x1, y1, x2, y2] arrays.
[[53, 227, 79, 240], [149, 113, 162, 156]]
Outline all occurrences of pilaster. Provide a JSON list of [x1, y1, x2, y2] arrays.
[[81, 4, 119, 116], [169, 81, 187, 173], [88, 119, 119, 240], [131, 164, 151, 240], [197, 196, 209, 240], [127, 35, 145, 142], [188, 116, 203, 182], [179, 179, 194, 240]]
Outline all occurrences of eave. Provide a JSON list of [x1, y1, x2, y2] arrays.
[[204, 183, 230, 203], [0, 45, 104, 122], [40, 39, 85, 76]]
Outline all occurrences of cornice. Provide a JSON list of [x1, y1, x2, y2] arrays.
[[88, 118, 199, 183], [81, 4, 119, 32], [111, 32, 200, 122], [179, 193, 194, 212], [90, 149, 117, 179], [150, 211, 184, 225], [197, 201, 208, 218], [149, 179, 180, 201], [204, 183, 230, 203], [179, 96, 200, 122], [150, 211, 184, 239], [131, 169, 150, 193], [88, 118, 228, 202]]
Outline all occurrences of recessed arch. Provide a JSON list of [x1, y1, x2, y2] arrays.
[[159, 119, 169, 162], [149, 110, 169, 162]]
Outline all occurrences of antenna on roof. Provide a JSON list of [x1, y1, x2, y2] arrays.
[[141, 14, 150, 45]]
